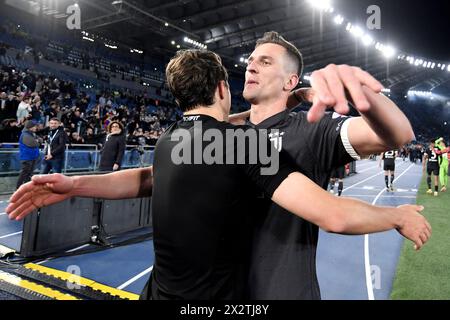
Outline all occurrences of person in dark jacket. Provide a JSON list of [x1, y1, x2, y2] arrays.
[[41, 118, 68, 174], [17, 120, 41, 188], [99, 121, 126, 171]]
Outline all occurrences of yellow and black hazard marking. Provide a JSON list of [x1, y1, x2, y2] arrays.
[[0, 263, 140, 300], [23, 263, 139, 300], [0, 270, 79, 300]]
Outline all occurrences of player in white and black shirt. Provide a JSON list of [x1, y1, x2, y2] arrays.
[[423, 140, 440, 196]]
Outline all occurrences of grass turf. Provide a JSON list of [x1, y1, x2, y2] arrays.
[[391, 175, 450, 299]]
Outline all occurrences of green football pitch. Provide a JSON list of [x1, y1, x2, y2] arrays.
[[391, 174, 450, 299]]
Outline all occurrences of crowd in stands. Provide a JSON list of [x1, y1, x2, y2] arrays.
[[0, 18, 250, 151], [0, 64, 182, 148], [0, 17, 447, 153]]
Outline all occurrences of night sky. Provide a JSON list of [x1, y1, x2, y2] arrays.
[[334, 0, 450, 61]]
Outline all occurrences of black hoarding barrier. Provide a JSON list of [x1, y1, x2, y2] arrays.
[[18, 197, 152, 258]]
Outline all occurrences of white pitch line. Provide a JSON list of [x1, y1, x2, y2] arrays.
[[0, 212, 6, 216], [0, 231, 23, 239], [117, 266, 153, 290], [343, 172, 385, 193], [357, 165, 380, 174], [364, 163, 415, 301], [34, 244, 92, 265], [344, 194, 416, 199], [343, 162, 408, 193], [65, 244, 91, 253]]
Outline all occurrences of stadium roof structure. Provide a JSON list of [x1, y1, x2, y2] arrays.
[[5, 0, 450, 95]]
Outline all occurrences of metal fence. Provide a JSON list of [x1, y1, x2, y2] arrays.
[[0, 143, 155, 175]]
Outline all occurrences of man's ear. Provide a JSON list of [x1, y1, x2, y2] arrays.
[[218, 80, 227, 100], [284, 74, 300, 92]]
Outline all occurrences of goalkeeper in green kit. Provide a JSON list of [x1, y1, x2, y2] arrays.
[[435, 137, 449, 192]]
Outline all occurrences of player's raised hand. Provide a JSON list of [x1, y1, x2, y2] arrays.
[[305, 64, 384, 123], [6, 174, 74, 221]]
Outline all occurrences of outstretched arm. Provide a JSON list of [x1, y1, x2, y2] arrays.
[[272, 172, 431, 250], [6, 167, 153, 220], [291, 65, 415, 157]]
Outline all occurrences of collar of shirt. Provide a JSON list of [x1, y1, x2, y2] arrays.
[[247, 109, 291, 129]]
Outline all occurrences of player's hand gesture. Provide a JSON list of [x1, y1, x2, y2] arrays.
[[304, 64, 384, 123], [396, 205, 432, 251], [6, 174, 74, 221]]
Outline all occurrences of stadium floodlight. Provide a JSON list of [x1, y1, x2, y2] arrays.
[[307, 0, 332, 11], [104, 43, 117, 49], [448, 65, 450, 72], [111, 0, 123, 5], [382, 46, 396, 59], [334, 15, 344, 25], [442, 64, 446, 70], [431, 63, 435, 69], [171, 40, 175, 45], [362, 34, 374, 46], [239, 57, 244, 63], [346, 22, 352, 31], [164, 22, 169, 27], [183, 36, 207, 49], [349, 26, 364, 38]]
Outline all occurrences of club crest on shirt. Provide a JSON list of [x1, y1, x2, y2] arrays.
[[269, 131, 285, 152]]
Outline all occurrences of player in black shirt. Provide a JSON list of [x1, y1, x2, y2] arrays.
[[380, 150, 397, 192], [423, 140, 440, 196], [329, 165, 346, 196], [6, 49, 432, 301], [233, 31, 421, 300]]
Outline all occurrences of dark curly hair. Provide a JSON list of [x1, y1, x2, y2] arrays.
[[107, 120, 124, 133], [166, 49, 229, 112]]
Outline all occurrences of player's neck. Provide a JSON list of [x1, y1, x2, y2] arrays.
[[184, 105, 228, 122], [249, 101, 287, 125]]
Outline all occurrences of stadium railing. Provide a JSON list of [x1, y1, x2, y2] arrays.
[[0, 143, 155, 176]]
